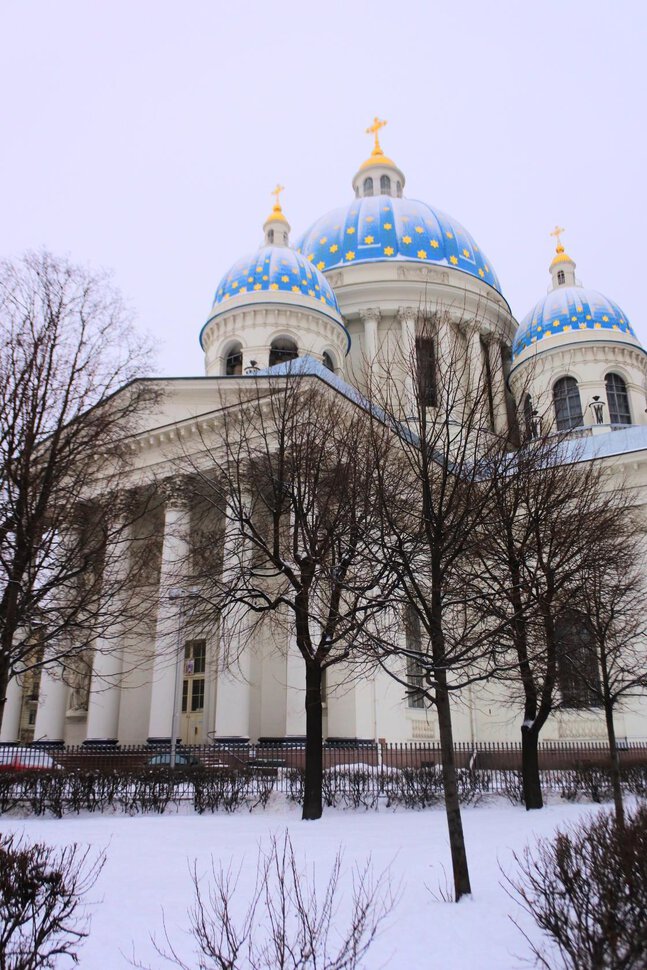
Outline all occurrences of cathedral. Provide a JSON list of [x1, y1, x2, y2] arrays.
[[3, 120, 647, 748]]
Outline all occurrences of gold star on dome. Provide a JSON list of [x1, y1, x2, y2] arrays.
[[281, 275, 289, 282], [345, 251, 356, 261], [256, 265, 263, 272], [307, 254, 314, 261], [446, 231, 454, 239], [602, 315, 609, 321], [415, 226, 424, 234], [478, 269, 485, 277], [383, 206, 389, 211], [564, 325, 571, 332], [402, 235, 412, 244], [320, 296, 326, 303], [262, 275, 268, 281], [254, 283, 262, 290], [292, 285, 299, 292], [364, 235, 374, 244], [270, 283, 279, 290], [384, 246, 394, 255], [329, 244, 339, 253], [317, 261, 325, 270], [595, 323, 602, 329], [365, 216, 375, 223], [571, 316, 577, 322], [579, 323, 587, 329], [417, 249, 427, 258], [319, 236, 327, 244], [346, 227, 356, 235], [450, 255, 458, 265], [247, 276, 254, 283], [309, 289, 315, 296], [384, 222, 392, 230], [462, 248, 470, 257], [430, 239, 439, 248], [239, 286, 247, 293], [576, 305, 583, 312], [232, 281, 239, 288]]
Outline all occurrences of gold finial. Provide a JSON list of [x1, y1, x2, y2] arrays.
[[366, 116, 388, 156], [271, 183, 285, 213], [550, 224, 566, 253]]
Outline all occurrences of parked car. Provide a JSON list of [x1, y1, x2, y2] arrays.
[[147, 751, 200, 767], [0, 746, 57, 771]]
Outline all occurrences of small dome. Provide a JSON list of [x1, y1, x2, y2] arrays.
[[212, 245, 341, 316], [513, 286, 637, 358], [294, 196, 502, 294]]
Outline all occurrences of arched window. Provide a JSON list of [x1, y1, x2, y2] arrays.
[[606, 372, 632, 425], [404, 606, 425, 709], [557, 269, 565, 285], [523, 394, 535, 439], [380, 174, 391, 195], [553, 376, 583, 431], [267, 229, 274, 244], [396, 180, 402, 197], [269, 338, 298, 367], [363, 177, 374, 196], [415, 336, 437, 408], [555, 611, 601, 708], [225, 343, 243, 376], [322, 351, 335, 372]]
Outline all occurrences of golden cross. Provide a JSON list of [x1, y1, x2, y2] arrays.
[[550, 225, 565, 249], [271, 184, 285, 209], [366, 116, 387, 153]]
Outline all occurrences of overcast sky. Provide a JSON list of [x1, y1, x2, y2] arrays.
[[1, 1, 645, 376]]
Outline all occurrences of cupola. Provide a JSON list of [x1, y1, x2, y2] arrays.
[[549, 225, 577, 289], [263, 184, 290, 247], [352, 117, 406, 200]]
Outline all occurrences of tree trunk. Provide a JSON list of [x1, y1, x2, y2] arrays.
[[604, 701, 625, 829], [521, 724, 543, 810], [0, 661, 9, 734], [302, 661, 323, 821], [435, 674, 472, 900]]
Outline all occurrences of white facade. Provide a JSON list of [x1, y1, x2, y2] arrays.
[[5, 137, 647, 748]]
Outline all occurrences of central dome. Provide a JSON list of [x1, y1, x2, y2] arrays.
[[295, 195, 502, 294]]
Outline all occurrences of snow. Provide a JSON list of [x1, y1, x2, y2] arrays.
[[0, 799, 611, 969]]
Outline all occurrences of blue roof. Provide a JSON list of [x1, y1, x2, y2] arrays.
[[294, 195, 502, 294], [513, 285, 636, 357], [212, 246, 340, 316]]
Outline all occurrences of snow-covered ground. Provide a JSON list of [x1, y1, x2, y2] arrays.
[[1, 799, 610, 969]]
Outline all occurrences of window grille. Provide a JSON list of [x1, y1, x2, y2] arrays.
[[606, 372, 632, 424], [553, 376, 583, 431]]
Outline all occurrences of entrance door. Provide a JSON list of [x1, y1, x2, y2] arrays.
[[181, 640, 206, 744]]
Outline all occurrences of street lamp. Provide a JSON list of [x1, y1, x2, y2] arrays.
[[168, 587, 199, 769], [589, 395, 605, 425]]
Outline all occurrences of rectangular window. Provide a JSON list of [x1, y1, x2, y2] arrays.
[[191, 679, 205, 712], [415, 336, 437, 408]]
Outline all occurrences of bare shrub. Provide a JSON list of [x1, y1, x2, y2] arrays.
[[505, 804, 647, 969], [142, 831, 395, 970], [0, 833, 104, 969]]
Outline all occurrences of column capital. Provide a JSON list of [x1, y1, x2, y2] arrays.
[[397, 305, 417, 325], [359, 307, 382, 325], [160, 476, 192, 510]]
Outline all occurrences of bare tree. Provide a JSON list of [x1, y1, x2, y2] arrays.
[[185, 372, 398, 820], [0, 832, 104, 970], [475, 432, 633, 811], [567, 527, 647, 827], [0, 250, 155, 734], [139, 831, 394, 970], [365, 306, 514, 900]]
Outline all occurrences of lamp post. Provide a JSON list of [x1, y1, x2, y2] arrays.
[[589, 395, 605, 425], [168, 588, 199, 769]]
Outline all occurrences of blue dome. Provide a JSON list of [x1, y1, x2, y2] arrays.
[[212, 246, 340, 316], [294, 195, 502, 294], [513, 286, 636, 358]]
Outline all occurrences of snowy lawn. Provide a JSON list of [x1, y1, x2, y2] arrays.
[[1, 799, 611, 969]]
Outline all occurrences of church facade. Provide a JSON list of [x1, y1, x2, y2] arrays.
[[3, 122, 647, 748]]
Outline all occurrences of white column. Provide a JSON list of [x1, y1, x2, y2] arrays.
[[0, 675, 23, 742], [213, 495, 251, 741], [467, 325, 483, 401], [33, 667, 68, 744], [398, 306, 417, 415], [284, 633, 305, 737], [147, 488, 191, 742], [85, 519, 133, 744], [360, 308, 380, 365], [487, 338, 509, 436]]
